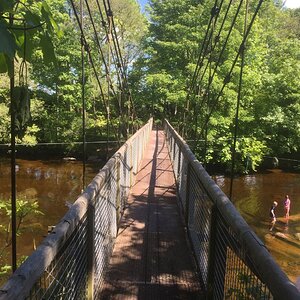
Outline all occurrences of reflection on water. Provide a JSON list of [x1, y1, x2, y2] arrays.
[[213, 169, 300, 285], [0, 158, 99, 275]]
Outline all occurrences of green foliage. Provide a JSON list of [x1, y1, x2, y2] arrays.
[[0, 265, 11, 277], [0, 102, 10, 142], [0, 198, 43, 224], [0, 196, 43, 278], [0, 0, 60, 76], [226, 271, 266, 299], [130, 0, 300, 172]]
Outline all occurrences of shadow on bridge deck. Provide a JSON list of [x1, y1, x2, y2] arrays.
[[100, 129, 203, 299]]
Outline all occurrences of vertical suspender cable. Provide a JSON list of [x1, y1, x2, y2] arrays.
[[229, 0, 249, 200], [197, 0, 244, 117], [183, 0, 221, 137], [106, 8, 112, 159], [80, 0, 86, 190], [203, 19, 215, 169], [9, 12, 17, 273], [198, 0, 264, 136]]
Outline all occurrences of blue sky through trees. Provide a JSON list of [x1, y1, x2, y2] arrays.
[[137, 0, 300, 9]]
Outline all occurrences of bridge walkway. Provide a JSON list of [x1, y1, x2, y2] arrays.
[[100, 129, 203, 299]]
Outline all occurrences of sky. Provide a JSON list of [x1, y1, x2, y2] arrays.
[[137, 0, 148, 10], [137, 0, 300, 10], [284, 0, 300, 8]]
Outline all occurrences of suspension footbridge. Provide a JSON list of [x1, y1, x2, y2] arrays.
[[0, 119, 299, 299]]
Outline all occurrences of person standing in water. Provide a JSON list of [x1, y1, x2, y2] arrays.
[[284, 195, 291, 220], [269, 201, 278, 232], [270, 201, 278, 222]]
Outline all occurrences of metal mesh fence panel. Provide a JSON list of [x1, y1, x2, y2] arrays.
[[27, 214, 88, 300], [173, 141, 179, 179], [212, 213, 272, 299], [93, 171, 116, 298], [178, 149, 187, 214], [188, 166, 212, 287]]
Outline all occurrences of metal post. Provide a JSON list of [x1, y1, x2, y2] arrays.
[[177, 150, 181, 182], [87, 202, 95, 300], [185, 163, 191, 226], [80, 0, 86, 190], [116, 157, 121, 225], [136, 137, 139, 172], [9, 12, 17, 273], [173, 140, 176, 162], [206, 206, 226, 299], [229, 0, 248, 200], [130, 143, 133, 187]]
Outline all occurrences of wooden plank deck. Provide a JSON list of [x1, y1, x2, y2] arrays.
[[100, 130, 203, 299]]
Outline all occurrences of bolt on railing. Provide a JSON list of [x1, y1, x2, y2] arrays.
[[164, 119, 300, 300], [0, 118, 153, 300]]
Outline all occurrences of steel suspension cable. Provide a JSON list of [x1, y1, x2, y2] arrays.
[[81, 8, 123, 147], [102, 1, 125, 130], [229, 0, 249, 200], [187, 0, 220, 98], [9, 11, 17, 273], [69, 0, 108, 112], [197, 0, 244, 114], [192, 0, 226, 92], [84, 0, 119, 98], [181, 0, 219, 137], [194, 0, 235, 98], [199, 0, 264, 136], [184, 0, 228, 111], [70, 0, 125, 153], [94, 0, 128, 140], [80, 0, 86, 190], [97, 0, 135, 133], [183, 0, 220, 136], [85, 0, 132, 141], [189, 0, 236, 139], [106, 10, 112, 158], [203, 17, 216, 169], [105, 0, 137, 127]]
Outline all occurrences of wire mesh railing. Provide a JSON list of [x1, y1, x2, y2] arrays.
[[164, 119, 300, 300], [0, 118, 153, 300]]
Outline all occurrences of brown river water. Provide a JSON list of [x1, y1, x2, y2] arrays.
[[0, 159, 299, 288], [213, 169, 300, 287]]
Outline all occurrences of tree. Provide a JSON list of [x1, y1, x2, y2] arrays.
[[130, 0, 300, 172]]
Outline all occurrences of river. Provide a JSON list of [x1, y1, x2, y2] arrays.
[[0, 159, 299, 287], [213, 169, 300, 286]]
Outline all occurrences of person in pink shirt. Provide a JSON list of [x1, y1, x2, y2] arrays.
[[284, 195, 291, 219]]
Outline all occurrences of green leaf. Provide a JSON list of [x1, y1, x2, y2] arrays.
[[0, 0, 14, 13], [24, 10, 41, 27], [41, 1, 57, 32], [14, 28, 35, 63], [41, 1, 63, 37], [0, 22, 18, 58], [6, 54, 13, 78], [40, 31, 56, 65], [0, 53, 8, 73]]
